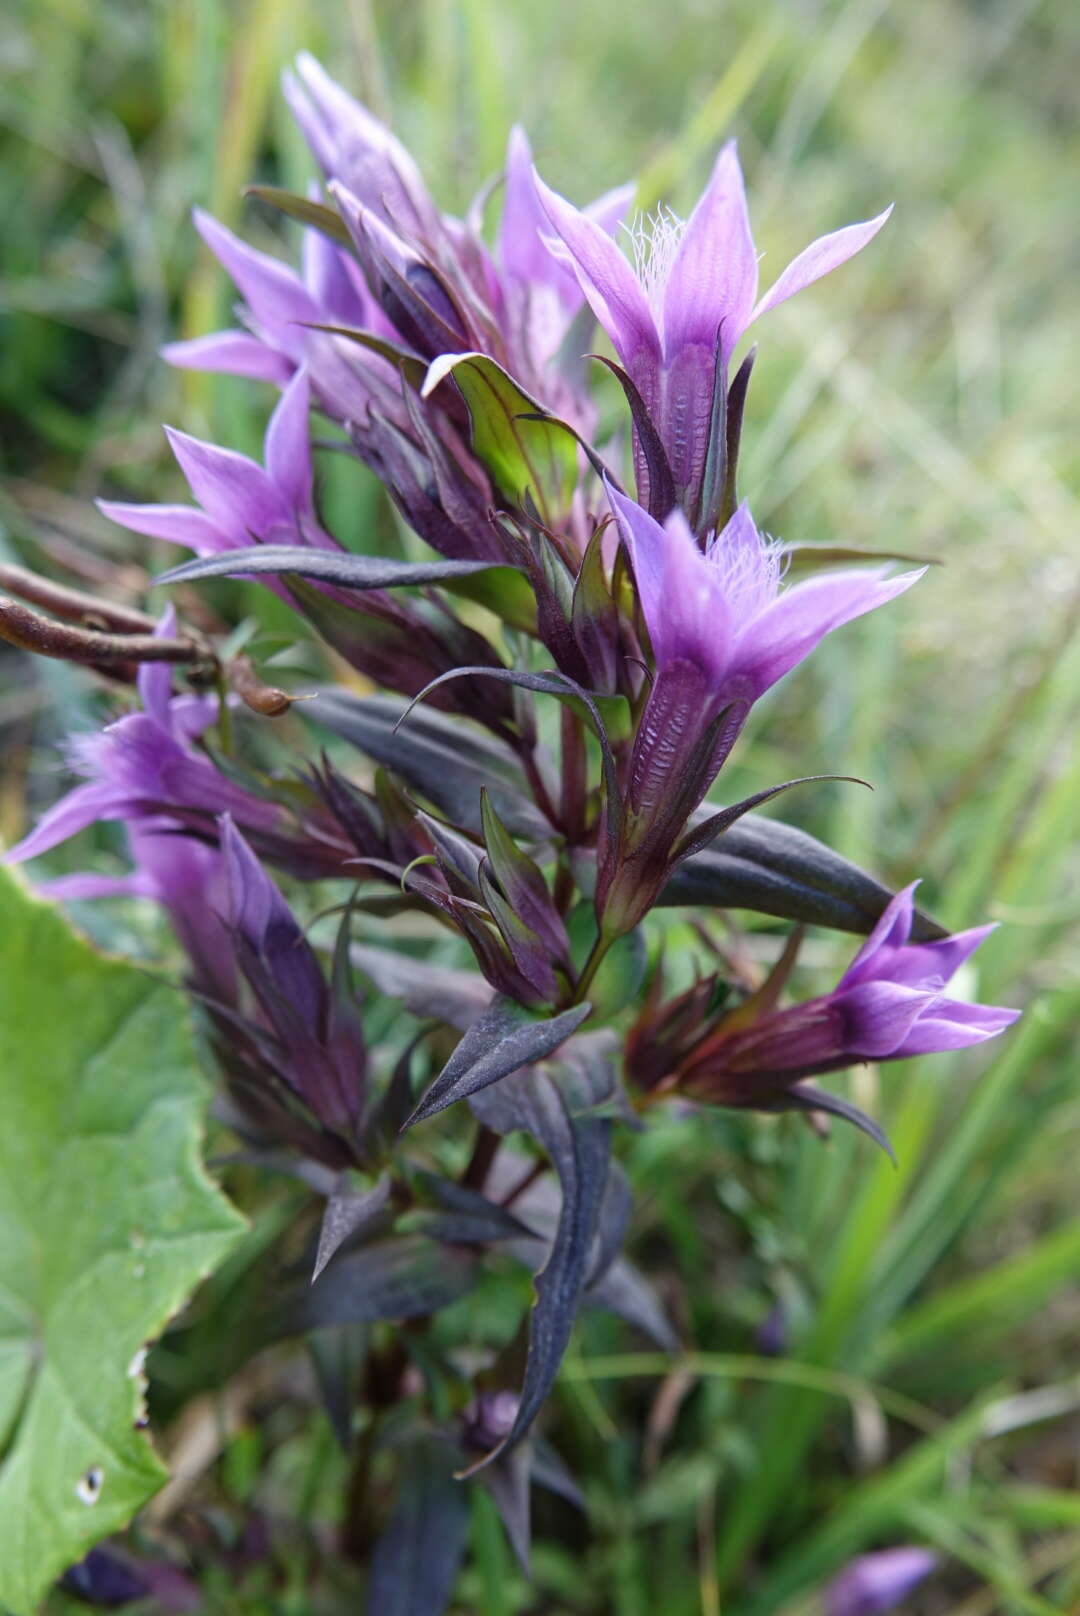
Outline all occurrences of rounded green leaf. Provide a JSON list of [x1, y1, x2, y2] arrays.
[[0, 869, 245, 1614]]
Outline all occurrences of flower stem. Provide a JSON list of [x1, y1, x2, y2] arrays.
[[571, 930, 614, 1005]]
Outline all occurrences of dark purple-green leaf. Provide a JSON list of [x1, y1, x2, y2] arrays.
[[468, 1059, 613, 1474], [661, 811, 945, 940], [367, 1437, 469, 1616], [153, 546, 498, 591], [305, 691, 551, 840], [404, 997, 592, 1129], [311, 1174, 392, 1283]]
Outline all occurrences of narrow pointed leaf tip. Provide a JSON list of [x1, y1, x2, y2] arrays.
[[311, 1174, 392, 1282], [404, 998, 593, 1129]]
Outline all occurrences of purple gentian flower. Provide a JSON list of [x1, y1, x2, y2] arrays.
[[162, 205, 398, 424], [498, 125, 633, 375], [1, 609, 281, 869], [680, 883, 1019, 1108], [596, 483, 924, 931], [534, 146, 890, 512], [608, 483, 922, 709], [98, 369, 336, 571], [824, 1547, 937, 1616]]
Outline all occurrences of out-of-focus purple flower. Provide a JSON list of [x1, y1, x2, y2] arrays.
[[464, 1391, 521, 1452], [286, 56, 632, 385], [534, 146, 890, 513], [824, 1547, 937, 1616], [61, 1547, 201, 1613], [161, 205, 399, 424], [1, 610, 281, 871], [98, 369, 336, 569], [679, 884, 1018, 1110], [43, 820, 236, 1003]]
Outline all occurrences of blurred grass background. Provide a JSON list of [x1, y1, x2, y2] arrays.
[[3, 0, 1079, 1611]]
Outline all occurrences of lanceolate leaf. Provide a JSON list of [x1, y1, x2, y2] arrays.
[[302, 322, 427, 388], [463, 1053, 614, 1474], [153, 547, 498, 591], [783, 542, 939, 575], [405, 998, 593, 1129], [584, 1256, 680, 1352], [422, 352, 579, 522], [0, 871, 244, 1616], [312, 1174, 392, 1283], [306, 691, 551, 840], [367, 1436, 469, 1616], [275, 1236, 476, 1337], [661, 811, 946, 940], [408, 1171, 536, 1245], [399, 665, 623, 838], [349, 943, 493, 1030]]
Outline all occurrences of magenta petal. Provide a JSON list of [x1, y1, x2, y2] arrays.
[[751, 205, 893, 324], [840, 883, 918, 986], [850, 923, 997, 993], [136, 607, 178, 729], [96, 500, 230, 556], [161, 331, 294, 384], [662, 141, 758, 363], [897, 1002, 1021, 1055], [219, 814, 325, 1019], [825, 1547, 936, 1616], [290, 53, 436, 237], [532, 169, 660, 373], [193, 209, 318, 356], [40, 870, 154, 902], [500, 127, 555, 290], [264, 368, 313, 512], [300, 218, 373, 328], [734, 566, 925, 696], [584, 180, 636, 239], [2, 781, 130, 865], [837, 980, 932, 1058], [165, 426, 289, 538]]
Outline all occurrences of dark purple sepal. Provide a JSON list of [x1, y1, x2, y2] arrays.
[[671, 774, 869, 867], [480, 789, 571, 968], [772, 1083, 896, 1162], [589, 353, 676, 519], [571, 522, 623, 694]]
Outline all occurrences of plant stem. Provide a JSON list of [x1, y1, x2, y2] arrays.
[[571, 929, 615, 1005], [461, 1124, 500, 1192]]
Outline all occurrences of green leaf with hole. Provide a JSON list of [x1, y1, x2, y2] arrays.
[[422, 352, 580, 523], [0, 869, 245, 1615]]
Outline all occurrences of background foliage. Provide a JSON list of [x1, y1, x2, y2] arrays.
[[1, 0, 1078, 1610]]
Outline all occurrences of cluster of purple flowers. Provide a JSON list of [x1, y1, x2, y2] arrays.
[[3, 54, 1015, 1596]]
